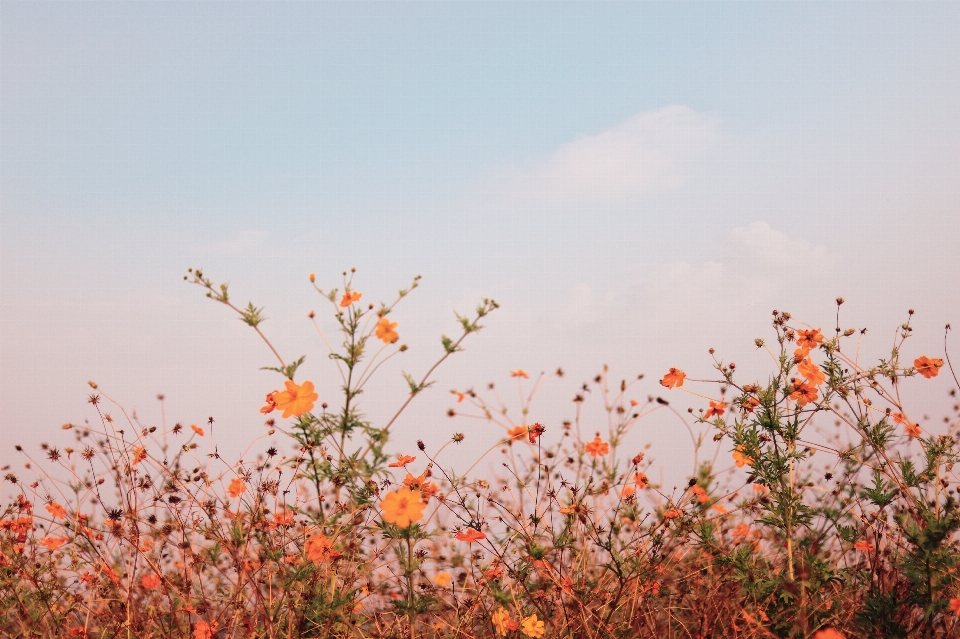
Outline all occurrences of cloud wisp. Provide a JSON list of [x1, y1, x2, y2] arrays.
[[484, 105, 721, 210]]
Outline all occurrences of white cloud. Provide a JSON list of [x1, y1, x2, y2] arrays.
[[640, 222, 834, 321], [487, 105, 721, 209]]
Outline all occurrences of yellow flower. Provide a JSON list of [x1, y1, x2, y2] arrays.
[[433, 571, 452, 587], [375, 317, 399, 344], [491, 608, 516, 636], [520, 613, 545, 638], [380, 487, 426, 528]]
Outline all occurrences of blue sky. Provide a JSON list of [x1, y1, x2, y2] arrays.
[[3, 2, 959, 483]]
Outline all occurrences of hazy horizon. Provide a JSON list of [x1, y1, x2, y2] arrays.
[[3, 2, 959, 489]]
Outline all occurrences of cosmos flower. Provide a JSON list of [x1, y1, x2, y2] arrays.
[[380, 487, 426, 528]]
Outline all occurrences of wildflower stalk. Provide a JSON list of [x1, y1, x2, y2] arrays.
[[406, 536, 417, 639]]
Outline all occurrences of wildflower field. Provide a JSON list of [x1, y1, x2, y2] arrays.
[[3, 269, 960, 639]]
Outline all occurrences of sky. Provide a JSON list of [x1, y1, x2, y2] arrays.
[[3, 2, 960, 488]]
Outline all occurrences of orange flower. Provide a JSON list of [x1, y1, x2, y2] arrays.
[[272, 380, 319, 419], [664, 508, 681, 519], [854, 540, 872, 552], [339, 290, 362, 307], [796, 328, 824, 351], [905, 421, 922, 439], [950, 597, 960, 618], [813, 629, 845, 639], [797, 358, 827, 386], [712, 503, 728, 514], [375, 317, 399, 344], [914, 355, 944, 379], [132, 447, 147, 467], [456, 391, 465, 402], [45, 502, 66, 519], [402, 469, 430, 488], [507, 426, 527, 441], [228, 478, 246, 499], [433, 571, 452, 587], [704, 400, 728, 420], [270, 510, 294, 529], [455, 528, 486, 543], [193, 621, 213, 639], [633, 472, 648, 489], [732, 523, 751, 541], [141, 574, 161, 590], [527, 422, 545, 444], [690, 485, 709, 504], [380, 487, 426, 528], [620, 485, 636, 499], [305, 533, 341, 563], [660, 368, 686, 389], [585, 436, 610, 457], [740, 396, 760, 413], [260, 391, 277, 414], [389, 455, 416, 468], [191, 424, 205, 436], [485, 564, 504, 580], [630, 399, 639, 406], [788, 378, 819, 406], [732, 446, 753, 468], [39, 536, 68, 551], [510, 369, 529, 378], [402, 472, 439, 500], [420, 481, 440, 499]]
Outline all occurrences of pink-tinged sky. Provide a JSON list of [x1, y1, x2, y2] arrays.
[[2, 2, 959, 489]]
